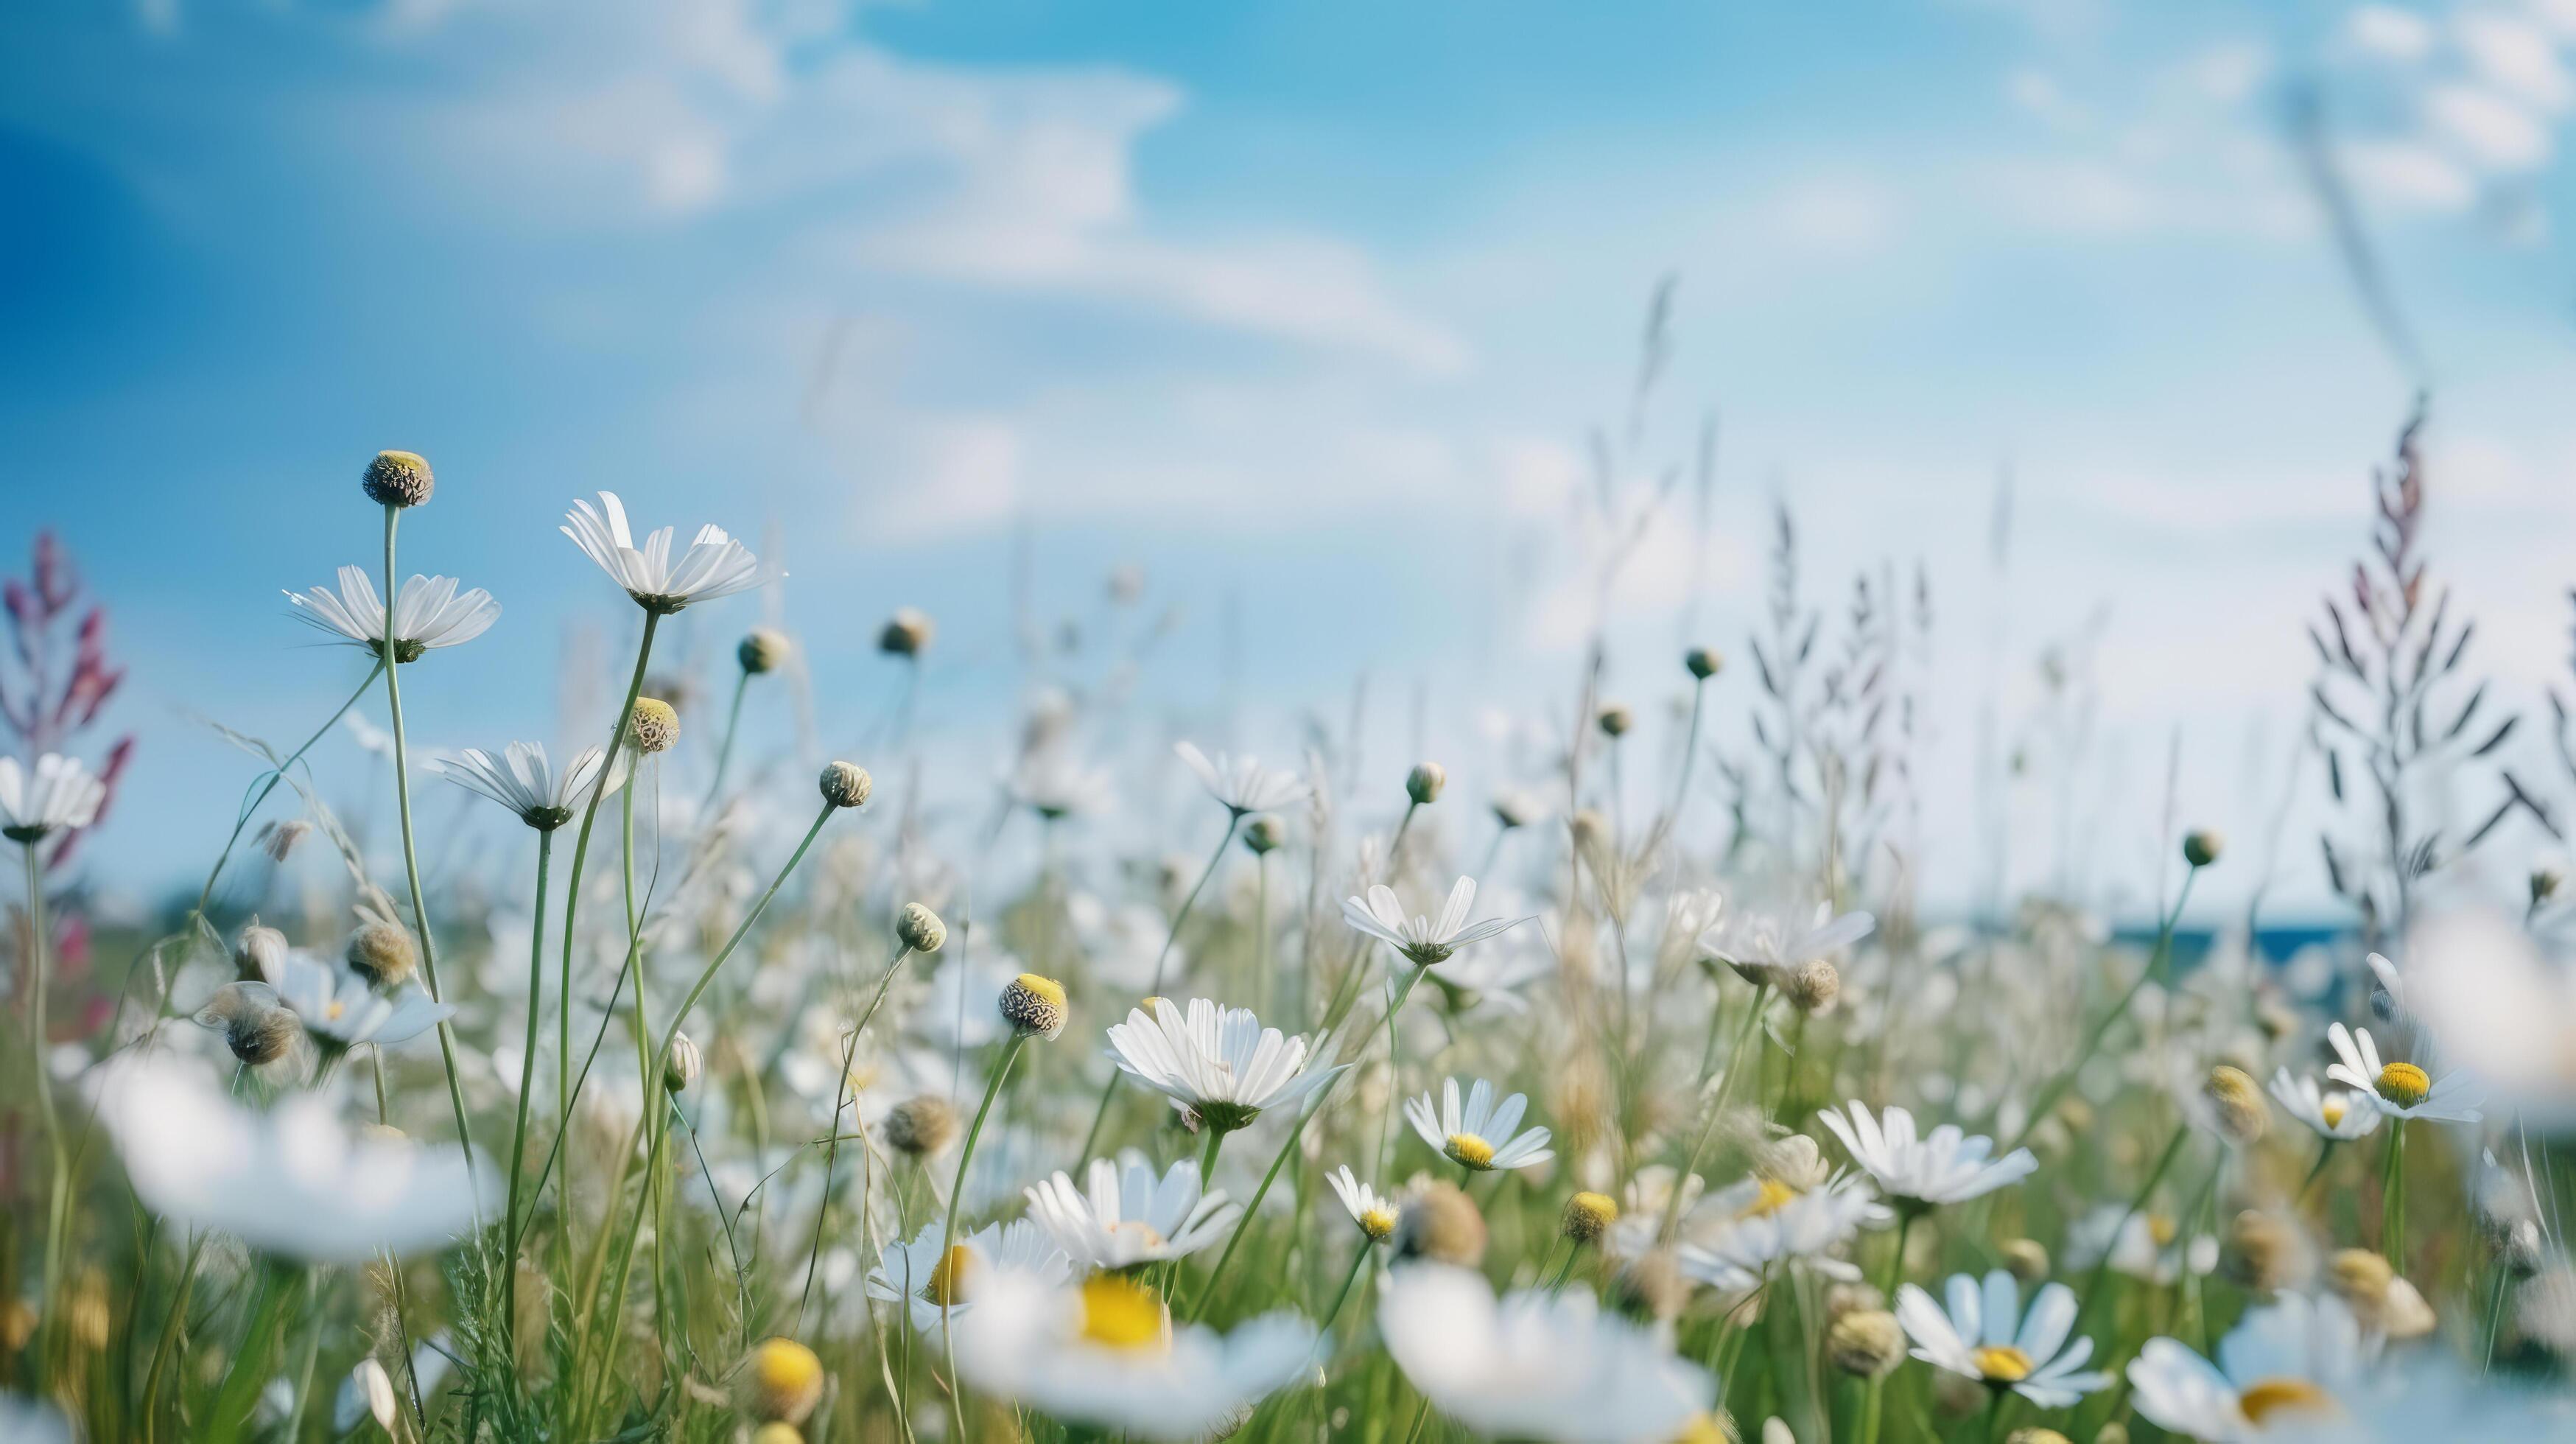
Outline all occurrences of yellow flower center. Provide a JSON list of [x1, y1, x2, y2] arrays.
[[325, 999, 346, 1021], [1077, 1274, 1170, 1353], [1973, 1345, 2033, 1384], [2375, 1062, 2430, 1109], [2320, 1096, 2348, 1128], [1360, 1208, 1397, 1241], [1013, 973, 1067, 1009], [2147, 1214, 2177, 1247], [1738, 1177, 1801, 1219], [1671, 1413, 1729, 1444], [1446, 1132, 1497, 1170], [924, 1244, 972, 1307], [2237, 1378, 2334, 1424]]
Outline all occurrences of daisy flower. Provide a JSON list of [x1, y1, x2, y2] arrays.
[[267, 950, 453, 1051], [1327, 1166, 1399, 1243], [85, 1054, 491, 1263], [1698, 902, 1874, 989], [2267, 1068, 2381, 1140], [561, 491, 768, 613], [1025, 1154, 1241, 1269], [1816, 1101, 2037, 1210], [1103, 998, 1345, 1133], [0, 752, 105, 841], [1173, 740, 1308, 816], [1895, 1270, 2111, 1409], [1678, 1171, 1889, 1289], [2127, 1292, 2368, 1441], [1343, 877, 1523, 967], [865, 1218, 1072, 1333], [952, 1266, 1315, 1442], [1380, 1263, 1716, 1444], [2324, 1022, 2482, 1124], [429, 741, 621, 831], [1008, 748, 1117, 821], [286, 566, 497, 661], [2066, 1203, 2218, 1286], [1405, 1076, 1554, 1174]]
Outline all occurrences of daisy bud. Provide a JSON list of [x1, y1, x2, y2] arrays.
[[884, 1094, 960, 1159], [2001, 1238, 2050, 1284], [2324, 1249, 2393, 1315], [2224, 1210, 2311, 1295], [1492, 792, 1536, 830], [819, 760, 873, 810], [1685, 646, 1722, 680], [233, 920, 288, 984], [741, 1336, 824, 1424], [2182, 829, 2222, 869], [1784, 958, 1841, 1014], [360, 449, 434, 508], [2203, 1065, 2267, 1146], [752, 1426, 805, 1444], [346, 922, 418, 991], [229, 1002, 301, 1068], [999, 972, 1068, 1040], [1762, 1134, 1833, 1191], [877, 607, 934, 657], [1823, 1283, 1886, 1322], [1596, 704, 1633, 738], [2094, 1427, 2131, 1444], [2379, 1277, 2436, 1340], [1405, 762, 1446, 805], [1609, 1247, 1691, 1322], [664, 1032, 703, 1094], [896, 902, 947, 954], [1826, 1308, 1905, 1380], [2006, 1431, 2074, 1444], [1243, 815, 1285, 855], [628, 698, 680, 755], [1391, 1182, 1487, 1268], [1560, 1191, 1619, 1244], [738, 628, 791, 676]]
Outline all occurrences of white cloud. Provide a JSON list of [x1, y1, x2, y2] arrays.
[[2348, 4, 2436, 63], [1758, 176, 1900, 254], [851, 416, 1024, 542], [2342, 139, 2480, 210], [2426, 80, 2554, 169], [2456, 10, 2575, 112]]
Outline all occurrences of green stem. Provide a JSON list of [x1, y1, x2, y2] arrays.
[[1881, 1209, 1917, 1297], [653, 803, 837, 1065], [202, 1264, 298, 1444], [379, 503, 480, 1194], [499, 827, 555, 1360], [1316, 1244, 1372, 1342], [2382, 1118, 2408, 1268], [2298, 1138, 2339, 1202], [941, 1036, 1030, 1444], [23, 841, 70, 1384], [2074, 1125, 2191, 1332], [705, 667, 751, 812]]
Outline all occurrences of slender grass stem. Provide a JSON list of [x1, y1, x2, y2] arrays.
[[704, 668, 751, 812], [941, 1035, 1029, 1444], [22, 841, 71, 1385], [499, 827, 555, 1359]]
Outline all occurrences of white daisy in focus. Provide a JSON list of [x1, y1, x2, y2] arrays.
[[269, 950, 453, 1050], [1896, 1270, 2111, 1409], [1103, 998, 1345, 1133], [286, 566, 498, 661], [2267, 1069, 2381, 1140], [1380, 1263, 1717, 1444], [1678, 1171, 1889, 1289], [1816, 1101, 2037, 1210], [560, 491, 768, 613], [85, 1054, 491, 1263], [952, 1266, 1315, 1442], [2324, 1022, 2482, 1124], [1405, 1076, 1553, 1174], [430, 742, 622, 831], [2127, 1292, 2368, 1441], [1698, 902, 1874, 988], [1025, 1154, 1241, 1269], [0, 752, 106, 841], [866, 1218, 1073, 1333], [2065, 1203, 2218, 1286], [1174, 741, 1309, 816], [1327, 1166, 1399, 1243], [1342, 877, 1523, 967]]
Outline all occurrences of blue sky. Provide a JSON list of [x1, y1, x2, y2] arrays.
[[6, 0, 2576, 919]]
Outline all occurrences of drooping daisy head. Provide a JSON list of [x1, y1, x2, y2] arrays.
[[286, 567, 497, 662], [1103, 998, 1344, 1133], [1405, 1076, 1554, 1174], [1698, 902, 1874, 989], [0, 752, 106, 843], [1173, 741, 1309, 816], [430, 741, 620, 831], [561, 491, 770, 614], [1816, 1101, 2036, 1210], [2323, 1022, 2482, 1125], [1327, 1165, 1399, 1243], [2127, 1292, 2368, 1441], [1896, 1270, 2111, 1409], [1024, 1154, 1241, 1269], [1342, 877, 1523, 967]]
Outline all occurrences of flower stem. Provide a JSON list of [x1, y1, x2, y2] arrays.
[[1078, 812, 1238, 1162], [2382, 1118, 2408, 1268], [500, 827, 555, 1359], [704, 667, 751, 812], [941, 1035, 1028, 1444], [379, 503, 480, 1197], [22, 841, 71, 1383]]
